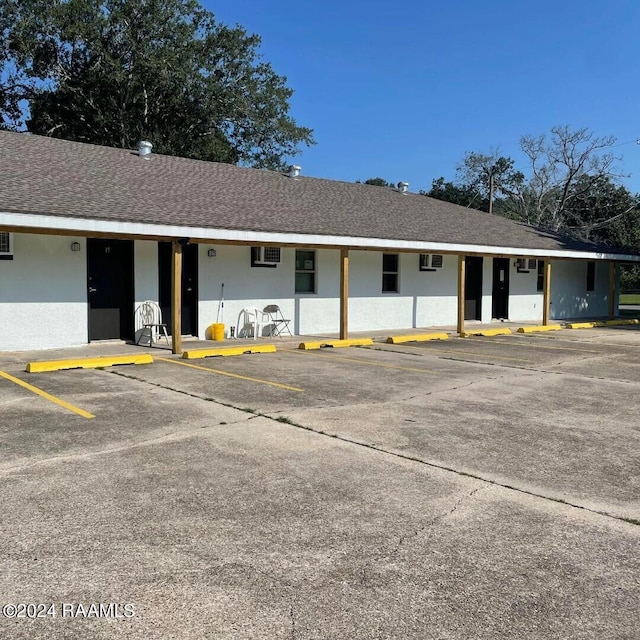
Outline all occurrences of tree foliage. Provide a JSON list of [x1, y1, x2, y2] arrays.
[[421, 177, 489, 211], [426, 125, 635, 236], [0, 0, 314, 168], [515, 126, 621, 230], [426, 126, 640, 286], [358, 177, 395, 188]]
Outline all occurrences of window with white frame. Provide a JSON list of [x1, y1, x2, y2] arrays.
[[419, 253, 443, 271], [295, 250, 316, 294], [0, 232, 13, 260], [382, 253, 399, 292]]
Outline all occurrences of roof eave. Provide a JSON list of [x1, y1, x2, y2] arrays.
[[1, 211, 639, 262]]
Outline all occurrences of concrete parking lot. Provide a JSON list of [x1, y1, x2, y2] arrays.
[[1, 327, 639, 638]]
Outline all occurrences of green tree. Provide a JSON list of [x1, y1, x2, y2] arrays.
[[456, 152, 524, 214], [431, 127, 624, 231], [1, 0, 314, 168], [421, 177, 488, 211], [562, 175, 638, 243], [358, 177, 395, 187]]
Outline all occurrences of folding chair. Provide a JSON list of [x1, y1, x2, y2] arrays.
[[263, 305, 292, 337]]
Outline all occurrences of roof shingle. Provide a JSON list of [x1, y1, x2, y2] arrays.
[[0, 131, 629, 254]]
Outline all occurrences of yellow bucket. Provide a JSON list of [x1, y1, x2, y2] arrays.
[[209, 323, 225, 341]]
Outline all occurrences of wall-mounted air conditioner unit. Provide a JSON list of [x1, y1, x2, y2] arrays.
[[419, 253, 444, 271], [251, 246, 281, 266]]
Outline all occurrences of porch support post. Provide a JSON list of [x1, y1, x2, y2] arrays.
[[457, 255, 465, 335], [171, 240, 183, 354], [542, 259, 551, 326], [340, 248, 349, 340], [608, 261, 616, 320]]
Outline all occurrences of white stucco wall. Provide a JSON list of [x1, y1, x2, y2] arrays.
[[550, 260, 610, 319], [0, 233, 87, 351], [197, 248, 462, 336], [198, 244, 297, 338], [296, 248, 340, 334], [1, 237, 620, 352], [134, 240, 159, 306], [480, 258, 493, 323], [506, 261, 543, 322], [349, 251, 459, 331]]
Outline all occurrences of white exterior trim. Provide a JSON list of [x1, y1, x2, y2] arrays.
[[1, 211, 639, 262]]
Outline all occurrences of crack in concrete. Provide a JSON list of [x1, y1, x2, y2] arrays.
[[0, 414, 253, 475], [364, 342, 640, 386], [289, 603, 296, 640], [436, 356, 640, 385], [360, 486, 482, 585], [4, 367, 636, 529], [100, 372, 640, 526], [251, 566, 298, 637]]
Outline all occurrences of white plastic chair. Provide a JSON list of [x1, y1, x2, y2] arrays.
[[263, 305, 292, 337], [236, 306, 272, 340], [135, 300, 170, 347]]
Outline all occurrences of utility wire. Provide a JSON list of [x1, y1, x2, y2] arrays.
[[605, 138, 640, 149]]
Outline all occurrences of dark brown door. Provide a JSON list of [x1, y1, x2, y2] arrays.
[[492, 258, 510, 319], [465, 256, 483, 320], [158, 242, 198, 336], [87, 239, 134, 341]]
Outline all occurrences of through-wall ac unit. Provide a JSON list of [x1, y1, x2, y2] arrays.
[[253, 246, 281, 265], [0, 232, 13, 258], [419, 253, 444, 271]]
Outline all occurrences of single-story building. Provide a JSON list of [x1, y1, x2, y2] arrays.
[[1, 131, 638, 353]]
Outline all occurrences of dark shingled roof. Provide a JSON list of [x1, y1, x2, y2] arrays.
[[0, 131, 628, 254]]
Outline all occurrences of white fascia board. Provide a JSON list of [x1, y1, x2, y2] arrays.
[[1, 211, 639, 262]]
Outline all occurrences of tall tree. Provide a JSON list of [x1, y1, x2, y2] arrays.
[[422, 177, 488, 211], [515, 126, 621, 231], [0, 0, 314, 169], [429, 126, 625, 232], [562, 175, 638, 243], [456, 152, 524, 214]]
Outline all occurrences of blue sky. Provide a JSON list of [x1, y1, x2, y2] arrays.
[[206, 0, 640, 194]]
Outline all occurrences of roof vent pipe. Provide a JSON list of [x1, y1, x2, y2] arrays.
[[397, 181, 409, 193], [288, 165, 301, 178], [138, 141, 153, 158]]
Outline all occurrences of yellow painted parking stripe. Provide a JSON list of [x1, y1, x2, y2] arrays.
[[0, 370, 95, 419], [155, 357, 303, 392], [468, 336, 600, 354], [284, 349, 436, 374], [413, 345, 534, 362]]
